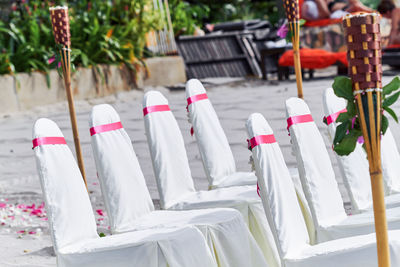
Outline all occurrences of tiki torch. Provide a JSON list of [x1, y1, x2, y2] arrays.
[[343, 13, 389, 266], [283, 0, 304, 99], [50, 6, 87, 188]]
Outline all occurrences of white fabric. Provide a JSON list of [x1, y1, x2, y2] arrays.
[[143, 91, 196, 210], [322, 88, 400, 210], [33, 118, 217, 267], [322, 88, 372, 211], [381, 129, 400, 194], [90, 104, 154, 232], [285, 97, 400, 243], [246, 113, 400, 267], [90, 104, 268, 267], [186, 79, 257, 189], [288, 167, 316, 244], [143, 90, 279, 267], [286, 97, 347, 232]]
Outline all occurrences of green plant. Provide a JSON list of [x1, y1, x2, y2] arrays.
[[0, 0, 162, 80], [328, 76, 400, 156], [168, 0, 280, 36]]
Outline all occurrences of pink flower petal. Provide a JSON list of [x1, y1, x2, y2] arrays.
[[28, 231, 36, 235], [277, 24, 289, 38], [96, 209, 104, 216], [0, 203, 6, 208], [48, 56, 55, 65]]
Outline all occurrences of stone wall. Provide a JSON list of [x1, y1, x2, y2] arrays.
[[0, 56, 186, 114]]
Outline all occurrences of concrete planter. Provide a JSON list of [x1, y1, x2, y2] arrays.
[[0, 56, 186, 114]]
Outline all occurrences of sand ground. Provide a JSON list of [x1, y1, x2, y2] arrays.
[[1, 70, 400, 266]]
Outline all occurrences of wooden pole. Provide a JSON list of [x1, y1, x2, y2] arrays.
[[344, 13, 389, 266], [284, 0, 304, 99], [61, 48, 87, 188], [292, 21, 303, 99], [50, 7, 87, 189], [371, 170, 390, 266]]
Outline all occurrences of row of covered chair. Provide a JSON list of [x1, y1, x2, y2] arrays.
[[33, 89, 272, 266], [32, 77, 400, 266], [186, 79, 400, 265]]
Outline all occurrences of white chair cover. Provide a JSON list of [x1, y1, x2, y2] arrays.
[[322, 87, 372, 211], [323, 88, 400, 211], [185, 79, 257, 189], [143, 90, 279, 267], [381, 129, 400, 194], [90, 104, 268, 267], [33, 118, 217, 267], [246, 113, 400, 267], [323, 88, 400, 200], [90, 104, 154, 232], [285, 97, 400, 243]]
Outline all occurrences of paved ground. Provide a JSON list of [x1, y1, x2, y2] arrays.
[[1, 70, 400, 266]]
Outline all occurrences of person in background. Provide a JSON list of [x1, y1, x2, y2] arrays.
[[302, 0, 373, 20], [378, 0, 400, 45]]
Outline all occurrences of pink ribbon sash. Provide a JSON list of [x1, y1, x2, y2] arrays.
[[287, 114, 313, 131], [187, 93, 208, 106], [90, 121, 123, 136], [186, 94, 208, 136], [32, 137, 66, 149], [143, 105, 170, 116], [324, 108, 347, 125], [249, 134, 276, 149]]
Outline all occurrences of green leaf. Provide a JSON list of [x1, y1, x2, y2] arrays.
[[334, 130, 361, 156], [383, 91, 400, 107], [336, 112, 351, 123], [99, 232, 106, 237], [384, 106, 399, 123], [333, 120, 350, 145], [346, 100, 357, 117], [382, 114, 389, 135], [383, 77, 400, 96], [332, 76, 353, 101]]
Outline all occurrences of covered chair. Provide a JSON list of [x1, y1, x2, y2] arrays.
[[32, 118, 217, 267], [322, 87, 400, 212], [246, 112, 400, 267], [89, 103, 267, 267], [185, 79, 257, 189], [143, 90, 280, 267], [285, 97, 400, 243]]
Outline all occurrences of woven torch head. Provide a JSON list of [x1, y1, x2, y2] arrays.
[[343, 13, 382, 92], [283, 0, 299, 22], [50, 6, 71, 47]]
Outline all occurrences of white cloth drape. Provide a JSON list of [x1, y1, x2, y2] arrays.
[[285, 97, 400, 243], [185, 79, 257, 189], [90, 104, 268, 267], [143, 90, 279, 267], [246, 112, 400, 267], [33, 118, 217, 267]]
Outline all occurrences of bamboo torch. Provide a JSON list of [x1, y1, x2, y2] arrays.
[[283, 0, 304, 99], [50, 6, 88, 189], [343, 13, 389, 266]]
